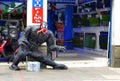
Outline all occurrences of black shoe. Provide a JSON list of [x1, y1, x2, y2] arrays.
[[53, 64, 68, 70], [9, 64, 20, 71]]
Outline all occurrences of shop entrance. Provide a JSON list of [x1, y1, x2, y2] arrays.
[[0, 0, 111, 67], [48, 0, 110, 67]]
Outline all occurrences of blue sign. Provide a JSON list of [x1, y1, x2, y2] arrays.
[[32, 0, 43, 8]]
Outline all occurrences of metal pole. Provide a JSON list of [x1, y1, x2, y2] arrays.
[[75, 0, 78, 5]]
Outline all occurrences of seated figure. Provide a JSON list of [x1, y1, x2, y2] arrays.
[[9, 22, 68, 70]]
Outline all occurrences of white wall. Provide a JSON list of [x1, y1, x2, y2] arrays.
[[112, 0, 120, 45]]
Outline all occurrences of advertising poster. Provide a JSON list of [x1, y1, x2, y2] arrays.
[[56, 22, 64, 46], [27, 0, 47, 26], [32, 0, 43, 24]]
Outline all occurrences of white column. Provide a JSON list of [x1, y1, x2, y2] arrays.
[[112, 0, 120, 45], [96, 32, 100, 50], [27, 0, 32, 26], [43, 0, 47, 22]]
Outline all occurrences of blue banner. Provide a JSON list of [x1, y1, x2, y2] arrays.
[[64, 5, 73, 48], [0, 0, 26, 2], [48, 0, 75, 4], [48, 0, 75, 2], [1, 0, 95, 4], [79, 0, 95, 3]]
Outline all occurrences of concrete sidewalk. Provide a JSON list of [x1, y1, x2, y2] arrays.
[[0, 50, 120, 81], [0, 64, 120, 81]]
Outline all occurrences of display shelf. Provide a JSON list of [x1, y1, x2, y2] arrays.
[[74, 47, 108, 57], [73, 26, 109, 33], [73, 26, 109, 55], [73, 7, 110, 15], [72, 0, 110, 56], [72, 7, 110, 28], [80, 8, 110, 15]]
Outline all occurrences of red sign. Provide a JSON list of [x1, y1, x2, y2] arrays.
[[32, 8, 43, 24]]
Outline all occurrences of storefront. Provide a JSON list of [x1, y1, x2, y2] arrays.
[[0, 0, 113, 67]]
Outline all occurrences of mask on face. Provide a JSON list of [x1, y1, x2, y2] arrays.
[[37, 22, 48, 34]]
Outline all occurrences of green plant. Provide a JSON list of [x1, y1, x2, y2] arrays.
[[85, 33, 96, 48], [101, 14, 110, 22], [89, 17, 100, 26], [73, 37, 84, 48], [81, 17, 89, 27]]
